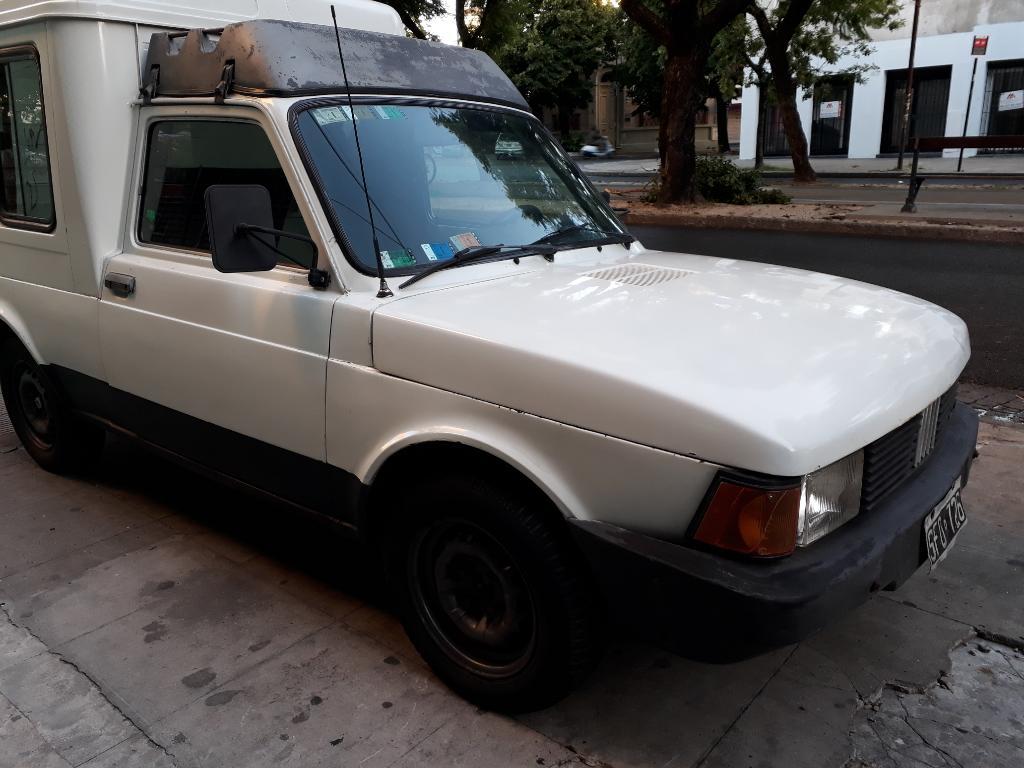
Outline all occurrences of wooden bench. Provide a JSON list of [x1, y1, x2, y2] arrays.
[[901, 135, 1024, 213]]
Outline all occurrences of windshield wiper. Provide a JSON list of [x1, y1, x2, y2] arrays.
[[532, 223, 635, 246], [398, 243, 557, 290]]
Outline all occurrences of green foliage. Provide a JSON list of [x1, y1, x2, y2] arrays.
[[644, 157, 792, 205], [609, 3, 666, 118], [381, 0, 447, 39], [751, 0, 905, 90], [494, 0, 616, 123], [560, 131, 585, 152]]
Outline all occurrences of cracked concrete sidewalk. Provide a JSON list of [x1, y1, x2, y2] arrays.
[[1, 405, 1023, 767]]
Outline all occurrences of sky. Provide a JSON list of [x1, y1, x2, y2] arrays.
[[424, 0, 459, 44]]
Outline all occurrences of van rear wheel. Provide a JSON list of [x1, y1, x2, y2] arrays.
[[386, 471, 602, 712], [0, 340, 104, 473]]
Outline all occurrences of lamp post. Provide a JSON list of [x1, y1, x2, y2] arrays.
[[896, 0, 922, 171]]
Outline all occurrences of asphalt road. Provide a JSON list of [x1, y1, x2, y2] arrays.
[[630, 225, 1024, 389]]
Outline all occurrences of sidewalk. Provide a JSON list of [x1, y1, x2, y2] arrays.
[[579, 153, 1024, 178]]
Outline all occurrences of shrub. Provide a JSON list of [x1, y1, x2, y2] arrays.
[[640, 157, 791, 205]]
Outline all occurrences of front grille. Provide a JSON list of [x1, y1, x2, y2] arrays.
[[861, 382, 958, 513]]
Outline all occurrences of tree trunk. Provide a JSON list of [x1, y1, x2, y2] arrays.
[[768, 54, 816, 182], [657, 47, 706, 204], [715, 93, 730, 153]]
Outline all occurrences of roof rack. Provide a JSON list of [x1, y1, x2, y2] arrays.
[[141, 20, 528, 110]]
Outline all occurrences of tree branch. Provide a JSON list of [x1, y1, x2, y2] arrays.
[[619, 0, 669, 46], [455, 0, 474, 47], [394, 6, 428, 39], [702, 0, 754, 36]]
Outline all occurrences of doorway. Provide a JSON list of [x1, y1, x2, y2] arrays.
[[811, 76, 855, 156], [880, 65, 952, 154]]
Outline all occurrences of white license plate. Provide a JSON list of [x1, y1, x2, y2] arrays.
[[924, 477, 967, 568]]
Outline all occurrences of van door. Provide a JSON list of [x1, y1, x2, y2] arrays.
[[98, 109, 337, 511]]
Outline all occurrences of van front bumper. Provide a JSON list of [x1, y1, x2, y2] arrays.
[[568, 402, 979, 656]]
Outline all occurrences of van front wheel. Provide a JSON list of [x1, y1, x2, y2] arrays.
[[387, 471, 602, 712], [0, 341, 104, 473]]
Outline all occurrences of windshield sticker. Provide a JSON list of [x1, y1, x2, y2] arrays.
[[420, 243, 454, 262], [380, 249, 417, 269], [312, 106, 352, 125], [371, 105, 406, 120], [450, 232, 481, 251]]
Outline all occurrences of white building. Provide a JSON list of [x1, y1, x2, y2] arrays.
[[739, 0, 1024, 160]]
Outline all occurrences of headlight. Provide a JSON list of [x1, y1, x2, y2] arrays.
[[797, 451, 864, 547]]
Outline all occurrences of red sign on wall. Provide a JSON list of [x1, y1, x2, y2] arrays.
[[972, 35, 989, 55]]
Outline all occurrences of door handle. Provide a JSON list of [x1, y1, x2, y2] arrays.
[[104, 273, 136, 298]]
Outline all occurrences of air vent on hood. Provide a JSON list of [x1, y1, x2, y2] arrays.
[[582, 263, 689, 287]]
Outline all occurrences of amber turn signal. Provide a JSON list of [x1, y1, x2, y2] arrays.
[[693, 481, 801, 557]]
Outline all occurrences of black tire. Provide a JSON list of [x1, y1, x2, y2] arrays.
[[0, 339, 104, 473], [384, 471, 602, 712]]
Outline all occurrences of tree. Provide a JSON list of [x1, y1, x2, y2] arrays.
[[619, 0, 750, 204], [707, 19, 747, 154], [749, 0, 902, 182], [456, 0, 534, 52], [382, 0, 447, 39], [497, 0, 615, 139], [610, 9, 665, 119]]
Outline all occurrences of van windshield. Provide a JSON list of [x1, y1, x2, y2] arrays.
[[293, 102, 624, 274]]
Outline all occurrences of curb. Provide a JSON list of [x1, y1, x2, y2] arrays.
[[623, 211, 1024, 246]]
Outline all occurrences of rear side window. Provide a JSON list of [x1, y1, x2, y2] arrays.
[[0, 48, 55, 228], [138, 120, 312, 267]]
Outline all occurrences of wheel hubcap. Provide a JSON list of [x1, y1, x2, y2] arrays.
[[15, 365, 54, 447], [411, 520, 536, 678]]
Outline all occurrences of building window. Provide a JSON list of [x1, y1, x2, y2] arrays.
[[0, 48, 55, 229], [138, 120, 312, 267]]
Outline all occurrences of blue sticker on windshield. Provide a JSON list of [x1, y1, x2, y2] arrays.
[[420, 243, 454, 262]]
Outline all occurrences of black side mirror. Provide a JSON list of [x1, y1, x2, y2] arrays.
[[205, 185, 279, 274], [205, 185, 330, 288], [601, 189, 611, 204]]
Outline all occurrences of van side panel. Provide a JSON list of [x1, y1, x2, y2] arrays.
[[47, 19, 141, 298], [0, 21, 104, 377]]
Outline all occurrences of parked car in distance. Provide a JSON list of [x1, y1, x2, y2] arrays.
[[0, 0, 977, 713]]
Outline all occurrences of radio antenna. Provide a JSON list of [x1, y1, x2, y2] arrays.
[[331, 5, 392, 298]]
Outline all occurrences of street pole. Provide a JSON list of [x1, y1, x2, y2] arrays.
[[896, 0, 922, 171], [957, 57, 979, 172]]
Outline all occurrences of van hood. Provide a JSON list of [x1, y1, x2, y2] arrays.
[[371, 249, 969, 476]]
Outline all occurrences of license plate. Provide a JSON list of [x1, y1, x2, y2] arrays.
[[924, 478, 967, 568]]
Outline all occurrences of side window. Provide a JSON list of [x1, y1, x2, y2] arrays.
[[138, 120, 312, 267], [0, 48, 55, 228]]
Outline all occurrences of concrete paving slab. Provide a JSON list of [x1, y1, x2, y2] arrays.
[[0, 692, 72, 768], [0, 605, 48, 675], [699, 598, 973, 768], [518, 642, 792, 768], [805, 597, 971, 698], [152, 622, 575, 768], [241, 553, 365, 622], [0, 522, 176, 631], [390, 710, 584, 768], [52, 539, 334, 724], [0, 649, 137, 766], [849, 638, 1024, 768], [0, 488, 158, 581], [77, 734, 178, 768]]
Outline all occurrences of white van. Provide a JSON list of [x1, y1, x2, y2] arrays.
[[0, 0, 977, 711]]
